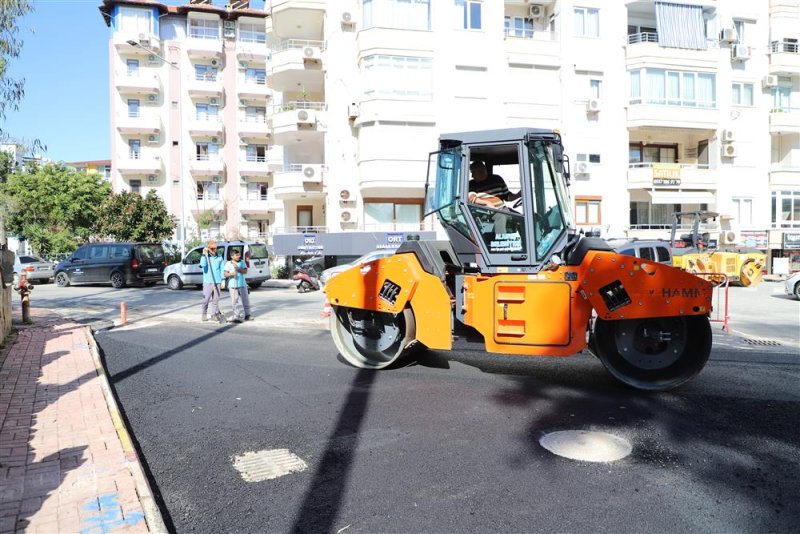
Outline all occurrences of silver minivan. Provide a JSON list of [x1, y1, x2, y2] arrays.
[[164, 240, 270, 290]]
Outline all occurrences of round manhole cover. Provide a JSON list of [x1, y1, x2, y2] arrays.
[[540, 430, 632, 462]]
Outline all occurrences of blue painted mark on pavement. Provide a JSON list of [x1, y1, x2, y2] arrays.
[[80, 492, 145, 534]]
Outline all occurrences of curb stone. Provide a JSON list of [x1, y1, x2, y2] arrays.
[[83, 326, 168, 534]]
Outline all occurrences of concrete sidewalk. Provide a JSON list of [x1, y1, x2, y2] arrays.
[[0, 307, 164, 533]]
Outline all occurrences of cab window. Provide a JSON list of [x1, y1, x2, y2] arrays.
[[656, 246, 670, 262], [640, 247, 655, 261]]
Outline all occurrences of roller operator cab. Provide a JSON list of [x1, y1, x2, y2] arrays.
[[326, 128, 715, 391]]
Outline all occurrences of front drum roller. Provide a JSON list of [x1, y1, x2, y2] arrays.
[[593, 315, 711, 391], [331, 305, 419, 369]]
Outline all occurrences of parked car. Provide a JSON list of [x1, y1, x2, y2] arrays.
[[607, 238, 673, 266], [319, 249, 396, 288], [163, 240, 270, 290], [14, 255, 54, 284], [54, 243, 166, 288], [785, 271, 800, 299]]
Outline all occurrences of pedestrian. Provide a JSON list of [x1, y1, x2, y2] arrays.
[[223, 249, 252, 323], [200, 240, 225, 322]]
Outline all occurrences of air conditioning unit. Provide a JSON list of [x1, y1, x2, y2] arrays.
[[224, 21, 235, 30], [138, 33, 151, 47], [146, 94, 158, 105], [147, 54, 159, 64], [147, 175, 158, 183], [731, 44, 750, 61], [719, 230, 738, 244], [297, 109, 315, 125], [720, 27, 737, 43], [340, 189, 351, 200], [211, 176, 223, 184], [210, 97, 219, 105], [722, 129, 735, 143], [347, 102, 359, 119], [576, 161, 590, 174], [211, 136, 219, 143], [211, 59, 219, 66], [303, 165, 322, 182], [147, 135, 159, 144], [586, 99, 601, 113], [722, 143, 737, 158], [762, 75, 779, 89], [340, 210, 353, 222], [239, 61, 248, 69], [303, 47, 316, 59], [341, 11, 357, 25], [529, 4, 544, 19]]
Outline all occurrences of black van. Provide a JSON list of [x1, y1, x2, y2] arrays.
[[54, 243, 166, 288]]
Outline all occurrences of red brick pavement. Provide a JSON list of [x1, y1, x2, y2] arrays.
[[0, 310, 150, 533]]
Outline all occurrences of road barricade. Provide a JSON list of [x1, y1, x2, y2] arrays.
[[694, 272, 730, 332]]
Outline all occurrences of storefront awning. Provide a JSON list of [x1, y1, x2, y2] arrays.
[[647, 190, 715, 205]]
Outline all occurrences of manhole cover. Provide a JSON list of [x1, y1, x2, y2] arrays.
[[743, 338, 781, 346], [233, 449, 307, 482], [539, 430, 632, 463]]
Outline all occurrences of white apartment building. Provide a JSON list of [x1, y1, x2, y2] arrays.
[[100, 0, 800, 271]]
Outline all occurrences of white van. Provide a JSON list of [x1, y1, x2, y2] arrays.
[[164, 240, 271, 290]]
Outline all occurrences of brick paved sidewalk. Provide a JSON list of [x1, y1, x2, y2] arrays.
[[0, 309, 157, 533]]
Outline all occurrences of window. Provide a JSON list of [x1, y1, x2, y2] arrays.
[[656, 247, 671, 262], [245, 106, 266, 122], [455, 0, 482, 30], [732, 198, 753, 226], [362, 55, 433, 100], [245, 145, 267, 162], [128, 139, 141, 159], [576, 153, 602, 164], [110, 245, 131, 259], [630, 202, 682, 229], [195, 64, 218, 81], [733, 19, 747, 44], [772, 77, 792, 112], [120, 7, 152, 34], [195, 142, 219, 161], [364, 200, 423, 231], [130, 179, 142, 194], [732, 82, 754, 106], [128, 99, 140, 118], [88, 246, 109, 260], [504, 16, 533, 38], [126, 59, 139, 76], [629, 68, 715, 108], [575, 197, 601, 225], [639, 247, 655, 261], [238, 22, 265, 43], [195, 103, 219, 121], [189, 18, 219, 40], [363, 0, 431, 31], [771, 191, 800, 228], [196, 181, 220, 201], [574, 7, 599, 38], [245, 68, 266, 85], [589, 79, 601, 99], [246, 182, 268, 201]]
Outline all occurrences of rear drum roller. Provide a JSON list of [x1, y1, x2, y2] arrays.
[[331, 306, 418, 369], [593, 315, 711, 391]]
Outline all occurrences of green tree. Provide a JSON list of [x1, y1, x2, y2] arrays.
[[1, 163, 111, 255], [0, 0, 32, 137], [96, 190, 176, 242]]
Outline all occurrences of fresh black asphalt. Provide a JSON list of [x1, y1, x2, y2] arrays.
[[95, 323, 800, 533]]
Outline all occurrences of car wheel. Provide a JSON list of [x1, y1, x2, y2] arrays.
[[167, 275, 183, 290], [110, 272, 126, 289], [794, 283, 800, 300], [55, 272, 70, 287]]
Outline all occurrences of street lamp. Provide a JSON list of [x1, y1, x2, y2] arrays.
[[126, 39, 187, 255]]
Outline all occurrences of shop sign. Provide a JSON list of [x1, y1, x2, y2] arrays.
[[652, 163, 681, 187], [783, 232, 800, 250], [377, 232, 406, 250], [740, 231, 768, 249], [297, 234, 324, 253]]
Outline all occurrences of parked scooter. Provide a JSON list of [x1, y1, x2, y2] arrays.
[[292, 260, 320, 293]]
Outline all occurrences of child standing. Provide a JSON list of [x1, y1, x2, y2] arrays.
[[223, 249, 252, 323]]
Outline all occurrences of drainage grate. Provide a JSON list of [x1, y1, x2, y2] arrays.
[[233, 449, 307, 482], [743, 338, 782, 347]]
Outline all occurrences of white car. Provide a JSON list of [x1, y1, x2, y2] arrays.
[[320, 250, 396, 288], [785, 271, 800, 300]]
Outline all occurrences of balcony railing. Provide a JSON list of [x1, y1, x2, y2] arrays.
[[242, 194, 269, 201], [270, 101, 326, 113], [195, 72, 219, 82], [771, 41, 799, 54], [770, 106, 800, 113], [503, 29, 558, 41], [196, 192, 221, 201], [274, 39, 325, 52], [194, 154, 221, 162], [628, 162, 710, 170], [245, 155, 267, 163], [629, 97, 716, 108], [242, 115, 267, 123], [628, 32, 659, 44], [271, 226, 328, 234]]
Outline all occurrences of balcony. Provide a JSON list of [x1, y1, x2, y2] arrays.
[[239, 196, 273, 215], [191, 194, 225, 216], [189, 155, 225, 176], [503, 30, 560, 67], [238, 116, 270, 139], [359, 160, 427, 197], [626, 32, 718, 70], [627, 163, 717, 190], [187, 73, 223, 98], [770, 108, 800, 134], [116, 112, 161, 135], [115, 73, 161, 95], [185, 37, 223, 60], [117, 153, 162, 175], [237, 40, 268, 63], [239, 155, 271, 176], [113, 32, 160, 55], [269, 102, 326, 144], [627, 102, 719, 129], [269, 1, 325, 32], [267, 39, 325, 93], [770, 40, 800, 75], [188, 116, 224, 137], [272, 164, 326, 200], [769, 165, 800, 186], [238, 79, 271, 100]]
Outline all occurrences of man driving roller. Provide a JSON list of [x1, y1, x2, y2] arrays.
[[467, 160, 521, 207]]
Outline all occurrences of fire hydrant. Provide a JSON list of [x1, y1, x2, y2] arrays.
[[14, 273, 34, 323]]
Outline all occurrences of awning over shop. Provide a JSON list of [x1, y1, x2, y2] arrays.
[[647, 190, 715, 205]]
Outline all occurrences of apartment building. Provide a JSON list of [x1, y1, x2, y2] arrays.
[[100, 0, 800, 270], [66, 160, 113, 180]]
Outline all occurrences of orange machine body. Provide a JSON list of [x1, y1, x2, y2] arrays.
[[325, 249, 714, 357]]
